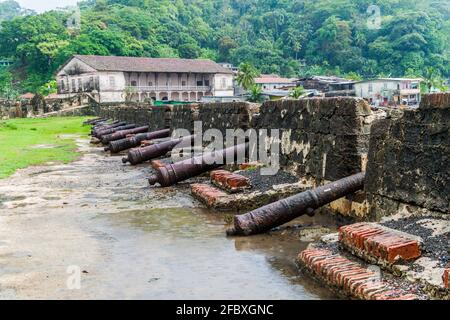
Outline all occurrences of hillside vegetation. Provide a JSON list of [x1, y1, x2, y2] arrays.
[[0, 0, 449, 93]]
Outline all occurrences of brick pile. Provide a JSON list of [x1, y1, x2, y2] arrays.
[[210, 170, 251, 193], [339, 223, 421, 264], [190, 184, 231, 209], [298, 248, 419, 300]]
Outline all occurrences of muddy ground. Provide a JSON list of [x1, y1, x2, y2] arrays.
[[0, 136, 338, 300]]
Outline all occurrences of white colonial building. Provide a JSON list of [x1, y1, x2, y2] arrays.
[[56, 55, 234, 103]]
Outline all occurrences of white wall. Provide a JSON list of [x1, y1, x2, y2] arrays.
[[213, 73, 234, 96], [98, 72, 126, 92], [259, 82, 293, 91], [354, 81, 400, 99]]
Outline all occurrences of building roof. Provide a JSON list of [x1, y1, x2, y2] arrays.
[[355, 78, 422, 84], [255, 74, 297, 84], [66, 55, 233, 74], [19, 93, 35, 100], [298, 76, 355, 84]]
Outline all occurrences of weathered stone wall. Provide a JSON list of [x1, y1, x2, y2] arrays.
[[170, 102, 260, 134], [0, 94, 69, 119], [254, 97, 379, 182], [366, 93, 449, 218], [96, 101, 259, 134], [96, 103, 172, 130], [0, 98, 43, 119]]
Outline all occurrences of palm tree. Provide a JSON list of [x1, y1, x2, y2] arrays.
[[248, 85, 264, 103], [289, 86, 306, 99], [423, 67, 442, 93], [236, 63, 259, 91]]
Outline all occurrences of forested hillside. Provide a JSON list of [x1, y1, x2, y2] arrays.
[[0, 0, 33, 23], [0, 0, 449, 94]]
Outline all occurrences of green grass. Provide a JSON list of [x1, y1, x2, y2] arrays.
[[0, 116, 93, 179]]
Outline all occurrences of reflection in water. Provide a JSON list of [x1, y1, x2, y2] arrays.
[[97, 207, 338, 300]]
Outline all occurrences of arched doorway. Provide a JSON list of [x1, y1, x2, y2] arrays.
[[159, 92, 169, 101], [171, 92, 180, 101]]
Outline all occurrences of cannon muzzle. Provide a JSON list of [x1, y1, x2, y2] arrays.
[[148, 143, 249, 187], [122, 134, 195, 165], [107, 129, 171, 154], [227, 172, 366, 236]]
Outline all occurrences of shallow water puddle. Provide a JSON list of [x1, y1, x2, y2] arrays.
[[0, 138, 337, 299]]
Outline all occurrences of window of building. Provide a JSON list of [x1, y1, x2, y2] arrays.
[[78, 78, 82, 91], [61, 80, 65, 90], [148, 81, 153, 87], [182, 81, 186, 86], [411, 83, 418, 89], [383, 83, 388, 89], [72, 79, 76, 92], [197, 80, 204, 86], [368, 83, 373, 92], [131, 80, 137, 87], [109, 76, 115, 87], [204, 80, 210, 87], [221, 78, 226, 89]]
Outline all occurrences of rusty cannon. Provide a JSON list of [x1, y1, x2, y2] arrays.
[[122, 134, 196, 165], [84, 118, 108, 125], [92, 121, 127, 136], [91, 121, 124, 135], [94, 124, 137, 139], [226, 172, 366, 236], [148, 143, 248, 187], [100, 126, 151, 145], [105, 129, 171, 153]]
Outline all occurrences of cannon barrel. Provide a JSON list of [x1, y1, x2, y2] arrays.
[[92, 121, 127, 136], [92, 121, 125, 135], [148, 143, 248, 187], [84, 118, 108, 125], [92, 120, 121, 129], [100, 126, 150, 145], [95, 124, 137, 139], [227, 172, 366, 236], [105, 129, 171, 153], [122, 134, 195, 165]]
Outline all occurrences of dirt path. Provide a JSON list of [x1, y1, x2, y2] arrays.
[[0, 137, 336, 300]]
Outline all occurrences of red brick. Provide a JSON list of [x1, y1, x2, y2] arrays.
[[191, 183, 229, 207], [339, 223, 421, 264], [443, 268, 449, 289], [210, 170, 250, 192], [297, 248, 419, 300]]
